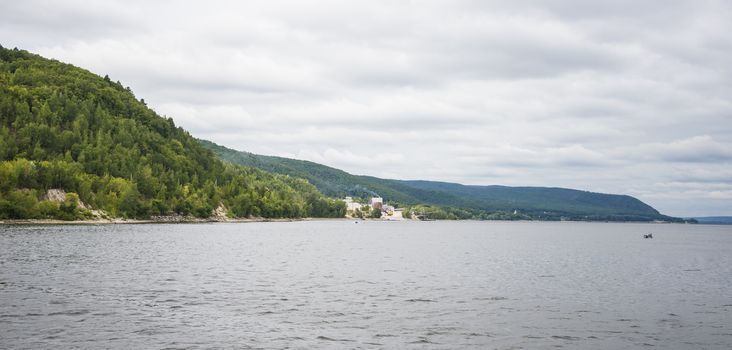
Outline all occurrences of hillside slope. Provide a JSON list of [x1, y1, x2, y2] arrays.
[[199, 139, 465, 206], [401, 180, 661, 219], [692, 216, 732, 225], [0, 46, 344, 220], [201, 140, 680, 222]]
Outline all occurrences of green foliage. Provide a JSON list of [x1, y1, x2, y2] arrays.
[[37, 200, 60, 218], [0, 187, 91, 220], [56, 192, 93, 220], [0, 46, 344, 220], [370, 206, 382, 219], [200, 139, 681, 222], [402, 204, 533, 221], [0, 190, 39, 219]]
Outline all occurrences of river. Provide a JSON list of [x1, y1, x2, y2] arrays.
[[1, 221, 730, 349]]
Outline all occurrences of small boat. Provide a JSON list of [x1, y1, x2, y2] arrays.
[[643, 233, 653, 239]]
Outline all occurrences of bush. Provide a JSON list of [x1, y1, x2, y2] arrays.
[[37, 200, 59, 218], [370, 207, 382, 219], [0, 190, 39, 219]]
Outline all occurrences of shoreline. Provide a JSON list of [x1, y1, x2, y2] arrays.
[[0, 217, 323, 225], [0, 217, 700, 225], [0, 216, 408, 225]]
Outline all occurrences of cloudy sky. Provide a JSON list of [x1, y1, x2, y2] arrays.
[[2, 0, 731, 216]]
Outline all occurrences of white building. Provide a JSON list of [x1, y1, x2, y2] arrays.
[[344, 197, 362, 211], [369, 197, 383, 209]]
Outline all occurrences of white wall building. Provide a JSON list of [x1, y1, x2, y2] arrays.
[[369, 197, 383, 209], [344, 197, 362, 211]]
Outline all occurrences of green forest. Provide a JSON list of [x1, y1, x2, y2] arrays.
[[201, 140, 686, 222], [0, 46, 345, 220]]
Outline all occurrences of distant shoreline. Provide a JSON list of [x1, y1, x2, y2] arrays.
[[0, 217, 707, 225]]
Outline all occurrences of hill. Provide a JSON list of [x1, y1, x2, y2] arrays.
[[692, 216, 732, 225], [0, 46, 345, 220], [200, 140, 682, 222]]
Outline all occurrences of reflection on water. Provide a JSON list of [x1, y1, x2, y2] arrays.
[[1, 221, 731, 349]]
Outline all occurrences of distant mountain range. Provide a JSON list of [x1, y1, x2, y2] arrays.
[[200, 140, 685, 222], [692, 216, 732, 225]]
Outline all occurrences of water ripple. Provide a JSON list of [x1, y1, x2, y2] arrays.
[[1, 221, 731, 349]]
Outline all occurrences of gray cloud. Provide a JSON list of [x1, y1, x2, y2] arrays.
[[614, 136, 732, 163], [0, 1, 140, 46], [1, 0, 731, 216]]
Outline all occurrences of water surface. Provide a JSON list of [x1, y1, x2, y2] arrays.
[[1, 221, 731, 349]]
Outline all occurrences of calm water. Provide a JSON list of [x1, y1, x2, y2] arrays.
[[1, 221, 731, 349]]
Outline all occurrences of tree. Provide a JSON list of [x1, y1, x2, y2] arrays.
[[370, 206, 382, 219]]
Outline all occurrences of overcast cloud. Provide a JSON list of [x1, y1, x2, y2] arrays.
[[2, 0, 731, 216]]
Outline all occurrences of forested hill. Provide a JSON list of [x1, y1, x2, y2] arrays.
[[692, 216, 732, 225], [201, 140, 682, 222], [0, 46, 345, 220], [198, 139, 442, 204]]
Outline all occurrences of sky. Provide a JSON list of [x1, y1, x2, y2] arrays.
[[1, 0, 731, 217]]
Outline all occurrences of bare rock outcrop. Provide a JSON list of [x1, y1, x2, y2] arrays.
[[212, 203, 229, 221], [41, 188, 89, 209], [42, 188, 67, 202]]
